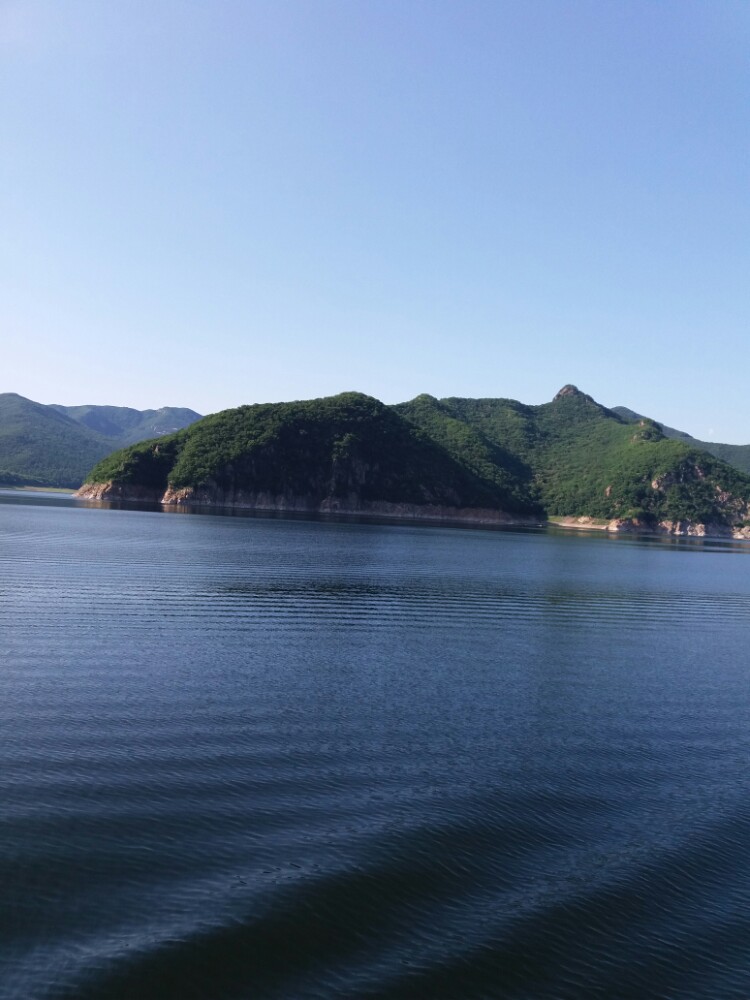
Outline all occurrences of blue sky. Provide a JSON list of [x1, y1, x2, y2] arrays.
[[2, 1, 748, 440]]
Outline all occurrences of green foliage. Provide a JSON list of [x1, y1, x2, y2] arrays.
[[393, 395, 541, 514], [87, 434, 185, 489]]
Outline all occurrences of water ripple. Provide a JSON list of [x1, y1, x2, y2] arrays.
[[3, 500, 750, 999]]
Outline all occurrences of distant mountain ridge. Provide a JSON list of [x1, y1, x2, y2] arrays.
[[78, 386, 750, 536], [0, 393, 201, 488], [50, 403, 202, 446]]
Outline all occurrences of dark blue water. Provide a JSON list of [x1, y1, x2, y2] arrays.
[[2, 490, 750, 999]]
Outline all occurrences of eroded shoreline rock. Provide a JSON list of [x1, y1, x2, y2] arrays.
[[75, 482, 750, 539]]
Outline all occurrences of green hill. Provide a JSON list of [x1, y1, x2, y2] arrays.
[[85, 392, 520, 513], [0, 393, 201, 488], [612, 405, 750, 476], [80, 386, 750, 530]]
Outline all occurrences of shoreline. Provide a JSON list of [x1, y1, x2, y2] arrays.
[[74, 483, 750, 541], [1, 485, 76, 494], [548, 516, 610, 532]]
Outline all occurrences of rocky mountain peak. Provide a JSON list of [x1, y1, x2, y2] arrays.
[[553, 384, 584, 401]]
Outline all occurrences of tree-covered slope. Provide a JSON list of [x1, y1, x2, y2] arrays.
[[0, 394, 111, 488], [391, 393, 540, 513], [398, 386, 750, 526], [0, 393, 202, 487], [85, 392, 519, 511], [612, 406, 750, 476]]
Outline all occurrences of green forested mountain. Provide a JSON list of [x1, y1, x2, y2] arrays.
[[86, 392, 517, 512], [81, 386, 750, 529], [0, 393, 201, 487], [612, 406, 750, 476]]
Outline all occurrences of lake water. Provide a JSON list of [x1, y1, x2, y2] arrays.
[[2, 490, 750, 999]]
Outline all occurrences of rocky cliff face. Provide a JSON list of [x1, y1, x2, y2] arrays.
[[76, 482, 163, 503], [608, 517, 750, 539]]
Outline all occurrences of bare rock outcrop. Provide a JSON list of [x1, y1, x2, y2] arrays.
[[76, 482, 162, 503]]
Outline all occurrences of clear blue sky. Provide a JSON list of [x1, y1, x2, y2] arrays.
[[2, 0, 748, 440]]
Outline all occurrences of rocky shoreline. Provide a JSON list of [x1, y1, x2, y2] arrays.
[[75, 482, 750, 539], [551, 514, 750, 539], [75, 482, 540, 527]]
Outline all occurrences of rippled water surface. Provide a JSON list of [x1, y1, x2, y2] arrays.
[[2, 490, 750, 999]]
